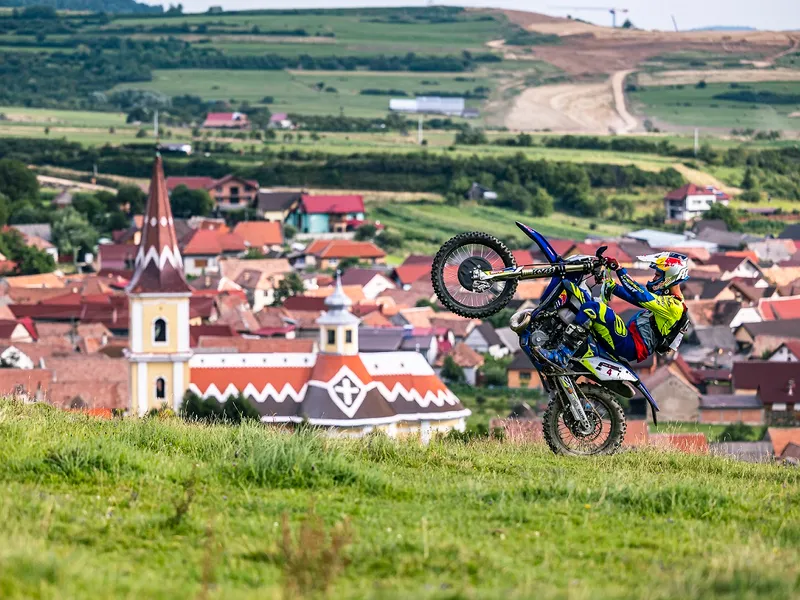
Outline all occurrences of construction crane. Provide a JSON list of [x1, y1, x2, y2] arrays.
[[552, 6, 630, 28]]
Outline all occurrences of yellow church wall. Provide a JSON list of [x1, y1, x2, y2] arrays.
[[140, 300, 182, 353], [321, 326, 358, 355], [146, 362, 175, 410]]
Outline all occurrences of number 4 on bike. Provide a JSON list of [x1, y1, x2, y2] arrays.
[[431, 222, 691, 456]]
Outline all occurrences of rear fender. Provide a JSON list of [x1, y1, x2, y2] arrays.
[[515, 221, 559, 264]]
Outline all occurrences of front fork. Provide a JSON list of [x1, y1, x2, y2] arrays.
[[519, 329, 592, 435], [556, 376, 593, 435]]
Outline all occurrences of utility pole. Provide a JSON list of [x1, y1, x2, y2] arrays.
[[694, 127, 699, 156], [418, 115, 423, 145]]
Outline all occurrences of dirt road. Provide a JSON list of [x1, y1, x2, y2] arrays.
[[505, 69, 636, 133]]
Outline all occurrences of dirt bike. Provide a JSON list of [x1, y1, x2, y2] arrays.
[[431, 222, 660, 456]]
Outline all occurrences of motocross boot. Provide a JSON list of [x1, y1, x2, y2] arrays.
[[540, 323, 589, 367]]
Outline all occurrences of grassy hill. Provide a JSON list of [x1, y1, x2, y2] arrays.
[[1, 399, 799, 599]]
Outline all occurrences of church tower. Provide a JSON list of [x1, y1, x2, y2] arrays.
[[127, 156, 193, 416], [317, 273, 360, 355]]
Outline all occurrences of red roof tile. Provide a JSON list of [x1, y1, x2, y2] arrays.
[[394, 264, 431, 286], [664, 183, 730, 201], [166, 176, 216, 191], [305, 240, 385, 260]]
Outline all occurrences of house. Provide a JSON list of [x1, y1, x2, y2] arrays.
[[465, 183, 497, 201], [232, 221, 284, 253], [682, 280, 735, 302], [393, 257, 432, 290], [507, 351, 541, 389], [340, 268, 395, 300], [299, 240, 385, 270], [495, 326, 521, 355], [732, 362, 799, 425], [434, 343, 484, 386], [699, 394, 763, 425], [53, 190, 73, 209], [765, 428, 800, 458], [735, 320, 800, 352], [268, 113, 293, 129], [704, 254, 763, 280], [637, 362, 700, 422], [218, 258, 293, 311], [180, 229, 247, 276], [0, 320, 34, 344], [778, 223, 800, 242], [202, 111, 249, 129], [759, 297, 800, 321], [663, 183, 730, 222], [464, 322, 509, 359], [286, 195, 365, 235], [166, 175, 259, 213], [694, 228, 759, 251], [97, 243, 137, 273], [255, 191, 301, 222], [767, 341, 800, 362]]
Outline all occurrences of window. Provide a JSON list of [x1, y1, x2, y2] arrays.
[[345, 330, 352, 344], [327, 330, 336, 345], [155, 377, 166, 400], [520, 372, 531, 383], [195, 259, 208, 268], [154, 318, 167, 343]]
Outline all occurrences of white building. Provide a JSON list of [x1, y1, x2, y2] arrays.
[[389, 96, 465, 116], [664, 184, 730, 222]]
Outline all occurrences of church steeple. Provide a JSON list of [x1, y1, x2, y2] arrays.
[[127, 155, 192, 295], [317, 272, 360, 355], [127, 155, 192, 417]]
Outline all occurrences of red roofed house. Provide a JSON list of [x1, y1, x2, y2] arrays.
[[732, 361, 799, 425], [202, 111, 249, 129], [125, 163, 468, 436], [301, 240, 386, 270], [286, 194, 365, 234], [166, 175, 259, 213], [767, 340, 800, 363], [181, 229, 247, 276], [758, 297, 800, 321], [664, 183, 730, 222], [232, 221, 284, 252]]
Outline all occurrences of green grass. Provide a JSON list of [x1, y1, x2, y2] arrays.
[[110, 69, 493, 118], [630, 81, 800, 131], [1, 400, 799, 599], [369, 200, 631, 254]]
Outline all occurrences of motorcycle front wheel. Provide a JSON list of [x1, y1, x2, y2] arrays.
[[542, 384, 626, 456], [431, 231, 517, 319]]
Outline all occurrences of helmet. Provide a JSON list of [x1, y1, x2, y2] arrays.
[[637, 252, 689, 294]]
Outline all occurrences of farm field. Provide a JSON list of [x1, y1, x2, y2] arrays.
[[110, 69, 494, 118], [368, 200, 631, 256], [1, 400, 798, 599], [629, 81, 800, 131]]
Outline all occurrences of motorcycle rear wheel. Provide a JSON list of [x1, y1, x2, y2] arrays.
[[431, 231, 517, 319], [542, 384, 626, 456]]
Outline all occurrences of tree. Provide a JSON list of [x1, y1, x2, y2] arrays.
[[354, 223, 377, 241], [0, 229, 55, 275], [116, 185, 148, 215], [283, 224, 297, 239], [376, 229, 403, 252], [337, 256, 361, 272], [705, 203, 742, 232], [621, 18, 633, 28], [169, 185, 213, 219], [441, 355, 465, 384], [181, 390, 258, 424], [610, 197, 635, 221], [696, 80, 707, 89], [454, 127, 488, 145], [272, 272, 305, 306], [0, 193, 10, 226], [0, 159, 38, 202], [51, 207, 99, 263], [741, 167, 757, 190]]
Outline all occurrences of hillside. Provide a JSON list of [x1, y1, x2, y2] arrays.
[[0, 0, 160, 13], [1, 399, 799, 598]]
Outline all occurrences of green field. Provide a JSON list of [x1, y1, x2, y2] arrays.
[[1, 400, 799, 599], [111, 69, 495, 118], [369, 200, 632, 255], [630, 81, 800, 131]]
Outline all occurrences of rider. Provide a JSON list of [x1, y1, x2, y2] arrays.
[[539, 252, 690, 367]]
